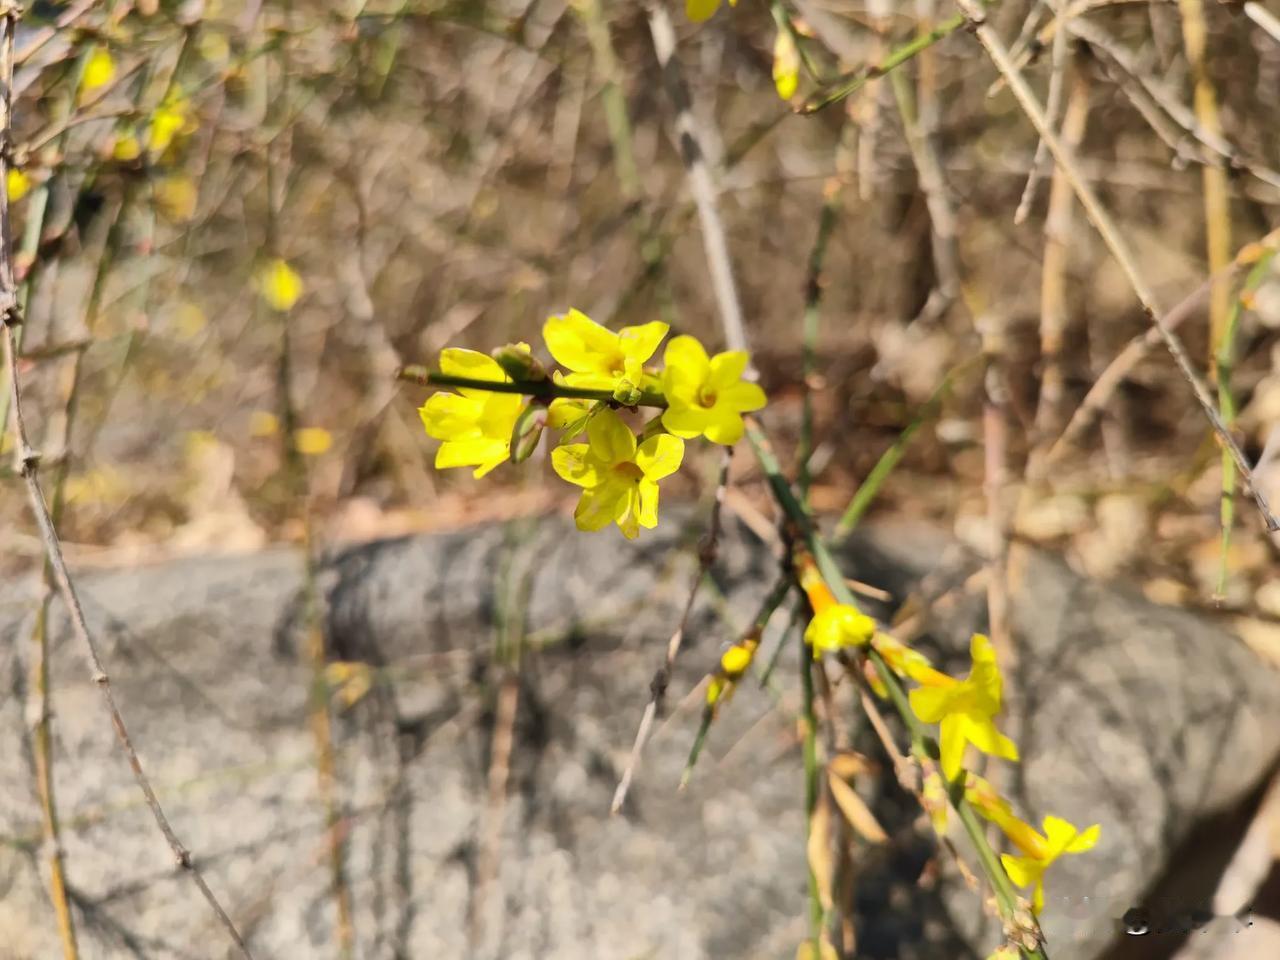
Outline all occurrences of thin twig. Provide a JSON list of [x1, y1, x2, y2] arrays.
[[645, 1, 748, 356], [0, 6, 252, 956], [956, 0, 1280, 531], [611, 448, 732, 815], [1013, 0, 1069, 224]]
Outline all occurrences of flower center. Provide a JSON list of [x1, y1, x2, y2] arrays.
[[697, 386, 718, 408], [612, 461, 645, 482]]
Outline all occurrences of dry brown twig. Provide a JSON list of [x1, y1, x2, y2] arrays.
[[0, 6, 254, 958], [956, 0, 1280, 532]]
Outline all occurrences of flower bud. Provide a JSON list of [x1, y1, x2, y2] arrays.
[[509, 403, 547, 463], [491, 342, 547, 382], [611, 379, 643, 406]]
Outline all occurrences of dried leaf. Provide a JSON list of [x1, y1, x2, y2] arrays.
[[807, 789, 834, 911], [827, 770, 888, 844]]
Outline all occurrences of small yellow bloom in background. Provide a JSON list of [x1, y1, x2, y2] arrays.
[[419, 349, 525, 478], [80, 46, 116, 97], [294, 427, 333, 456], [661, 335, 766, 446], [551, 407, 683, 539], [156, 175, 198, 222], [706, 635, 760, 708], [773, 27, 800, 100], [543, 308, 667, 394], [1000, 815, 1101, 915], [257, 258, 304, 311], [7, 168, 30, 202], [113, 132, 142, 162], [148, 93, 197, 156], [249, 410, 279, 437], [909, 633, 1019, 781], [686, 0, 737, 23]]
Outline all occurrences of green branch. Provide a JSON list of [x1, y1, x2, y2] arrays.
[[397, 365, 669, 408]]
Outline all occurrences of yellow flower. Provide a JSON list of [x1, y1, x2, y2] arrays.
[[257, 258, 303, 311], [660, 335, 766, 445], [147, 93, 197, 156], [7, 168, 30, 202], [797, 559, 875, 656], [773, 27, 800, 100], [687, 0, 737, 22], [706, 636, 760, 708], [419, 349, 525, 477], [542, 308, 667, 393], [909, 634, 1019, 781], [1000, 815, 1101, 915], [551, 407, 683, 539], [80, 46, 116, 97]]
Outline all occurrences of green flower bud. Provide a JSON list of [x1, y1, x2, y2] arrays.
[[509, 403, 547, 463], [491, 343, 547, 382]]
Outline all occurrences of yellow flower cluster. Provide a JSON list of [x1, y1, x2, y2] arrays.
[[418, 309, 766, 539], [792, 549, 1099, 918]]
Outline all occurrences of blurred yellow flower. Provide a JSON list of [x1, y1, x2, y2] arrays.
[[113, 132, 142, 161], [542, 308, 667, 393], [660, 335, 766, 445], [80, 46, 116, 97], [909, 633, 1019, 781], [294, 427, 332, 456], [551, 407, 683, 539], [773, 27, 800, 100], [249, 410, 279, 437], [1000, 815, 1101, 915], [419, 349, 524, 478], [147, 93, 197, 156], [257, 258, 303, 311], [156, 175, 198, 222], [7, 168, 30, 202]]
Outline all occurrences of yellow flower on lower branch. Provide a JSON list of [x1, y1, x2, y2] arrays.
[[796, 552, 875, 656], [908, 633, 1018, 781], [660, 335, 766, 446], [999, 815, 1101, 915], [551, 407, 683, 539], [419, 349, 525, 477]]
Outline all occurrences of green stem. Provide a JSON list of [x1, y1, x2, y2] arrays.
[[398, 365, 669, 408], [1215, 249, 1275, 598], [743, 419, 1048, 959], [799, 609, 824, 947], [799, 13, 967, 115]]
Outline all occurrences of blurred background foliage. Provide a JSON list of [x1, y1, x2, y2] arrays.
[[4, 0, 1280, 616]]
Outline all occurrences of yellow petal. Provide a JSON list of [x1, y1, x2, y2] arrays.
[[702, 407, 746, 446], [551, 443, 601, 488], [637, 479, 659, 529], [586, 407, 636, 465], [543, 308, 620, 374], [721, 380, 768, 412], [438, 348, 508, 388], [661, 400, 710, 439], [663, 335, 711, 392], [908, 684, 953, 724], [435, 437, 508, 475], [965, 719, 1020, 763], [720, 643, 754, 676], [1001, 853, 1042, 891], [618, 320, 669, 365], [1066, 823, 1101, 854], [636, 433, 684, 480], [258, 258, 303, 311], [938, 714, 967, 781], [616, 484, 642, 539], [420, 392, 483, 440], [574, 482, 627, 532]]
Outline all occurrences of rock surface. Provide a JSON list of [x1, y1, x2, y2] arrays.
[[0, 510, 1277, 960]]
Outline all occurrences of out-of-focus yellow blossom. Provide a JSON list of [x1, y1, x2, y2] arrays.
[[80, 46, 116, 97], [999, 815, 1101, 915], [798, 555, 875, 656], [687, 0, 737, 22], [257, 258, 303, 311], [773, 27, 800, 100], [113, 131, 142, 161], [909, 633, 1019, 781], [706, 635, 760, 708], [661, 335, 766, 445], [419, 349, 525, 478], [542, 308, 667, 393], [551, 407, 683, 539], [156, 175, 198, 221], [250, 410, 279, 437], [294, 427, 333, 456], [147, 93, 198, 156], [324, 661, 373, 710], [7, 168, 30, 202]]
